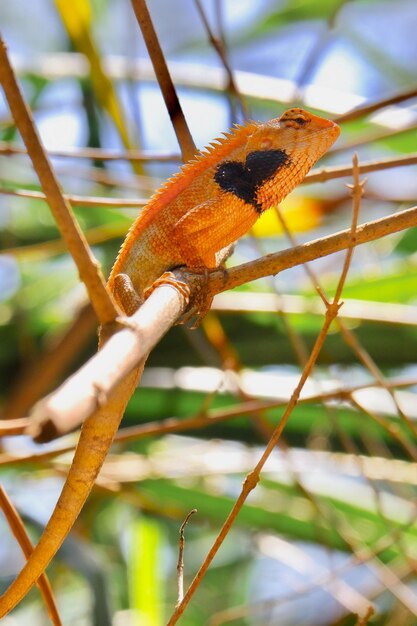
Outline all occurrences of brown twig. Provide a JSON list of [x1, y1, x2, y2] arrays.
[[330, 122, 417, 156], [23, 201, 417, 441], [354, 606, 375, 626], [0, 186, 148, 208], [0, 418, 28, 436], [348, 396, 417, 462], [176, 509, 197, 608], [130, 0, 196, 162], [266, 160, 390, 567], [333, 154, 363, 301], [304, 151, 417, 184], [207, 203, 417, 296], [0, 34, 117, 326], [274, 157, 417, 444], [335, 85, 417, 123], [0, 485, 62, 626], [271, 166, 417, 548], [212, 291, 417, 326], [166, 155, 362, 625], [0, 141, 180, 162], [193, 0, 247, 118], [2, 374, 416, 464]]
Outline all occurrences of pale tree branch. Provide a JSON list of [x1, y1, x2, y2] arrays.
[[25, 201, 417, 442], [208, 203, 417, 296], [27, 283, 187, 442]]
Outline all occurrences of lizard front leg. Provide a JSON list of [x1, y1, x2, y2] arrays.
[[173, 195, 258, 267], [170, 196, 258, 322]]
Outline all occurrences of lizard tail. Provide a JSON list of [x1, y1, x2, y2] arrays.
[[0, 366, 141, 618]]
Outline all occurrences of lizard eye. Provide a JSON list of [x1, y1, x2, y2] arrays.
[[294, 117, 307, 126], [280, 110, 310, 129]]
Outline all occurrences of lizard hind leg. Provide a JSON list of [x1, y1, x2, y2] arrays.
[[113, 273, 144, 316]]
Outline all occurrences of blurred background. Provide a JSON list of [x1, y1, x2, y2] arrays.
[[1, 1, 417, 624]]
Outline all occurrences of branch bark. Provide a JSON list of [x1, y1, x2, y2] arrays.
[[130, 0, 196, 161], [208, 203, 417, 296], [27, 202, 417, 442], [27, 283, 187, 442]]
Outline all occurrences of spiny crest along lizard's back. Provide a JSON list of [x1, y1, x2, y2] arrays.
[[109, 107, 340, 314]]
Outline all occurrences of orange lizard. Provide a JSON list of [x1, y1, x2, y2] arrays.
[[0, 108, 340, 616]]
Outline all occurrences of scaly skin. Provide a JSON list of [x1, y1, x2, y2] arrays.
[[109, 108, 340, 310], [0, 109, 339, 617]]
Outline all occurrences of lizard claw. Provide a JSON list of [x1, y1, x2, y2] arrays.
[[174, 266, 214, 328], [144, 271, 190, 304]]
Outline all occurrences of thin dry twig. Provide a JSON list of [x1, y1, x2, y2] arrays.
[[338, 322, 417, 442], [271, 164, 417, 541], [176, 509, 197, 609], [0, 34, 117, 326], [0, 141, 180, 162], [208, 202, 417, 296], [130, 0, 196, 161], [275, 162, 417, 446], [23, 199, 417, 442], [0, 418, 28, 436], [251, 164, 403, 585], [335, 85, 417, 123], [348, 396, 417, 462], [212, 292, 417, 326], [0, 186, 148, 208], [304, 151, 417, 184], [166, 156, 363, 625], [354, 606, 375, 626], [333, 154, 363, 301], [0, 485, 62, 626], [330, 121, 417, 156], [193, 0, 247, 118], [2, 374, 416, 463]]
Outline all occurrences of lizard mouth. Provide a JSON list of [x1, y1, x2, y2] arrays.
[[291, 123, 340, 152]]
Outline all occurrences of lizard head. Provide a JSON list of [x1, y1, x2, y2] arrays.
[[242, 108, 340, 210]]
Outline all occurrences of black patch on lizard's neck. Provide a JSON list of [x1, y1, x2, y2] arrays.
[[214, 149, 290, 213]]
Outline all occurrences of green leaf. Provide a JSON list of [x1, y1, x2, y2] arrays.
[[128, 517, 165, 626]]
